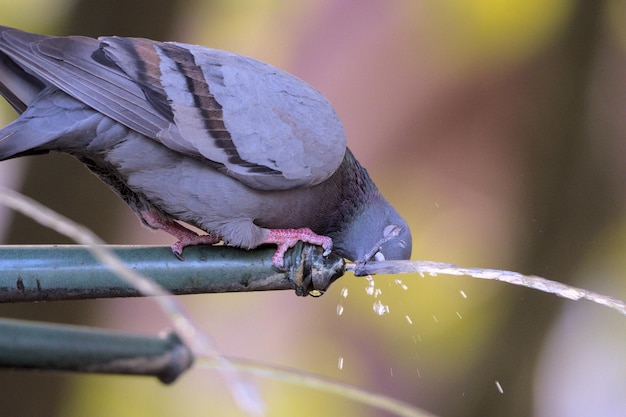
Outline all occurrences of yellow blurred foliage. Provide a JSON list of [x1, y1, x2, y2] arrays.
[[0, 0, 70, 33], [432, 0, 575, 69], [607, 0, 626, 50]]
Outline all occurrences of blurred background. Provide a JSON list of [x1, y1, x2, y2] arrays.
[[1, 0, 626, 416]]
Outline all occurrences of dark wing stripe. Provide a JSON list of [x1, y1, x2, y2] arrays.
[[158, 45, 229, 141], [157, 43, 279, 174], [102, 37, 176, 123]]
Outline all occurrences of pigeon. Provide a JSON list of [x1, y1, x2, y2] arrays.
[[0, 26, 412, 268]]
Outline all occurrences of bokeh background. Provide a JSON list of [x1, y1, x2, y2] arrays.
[[1, 1, 626, 416]]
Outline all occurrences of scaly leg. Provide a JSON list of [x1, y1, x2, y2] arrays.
[[261, 227, 333, 269], [140, 210, 221, 259]]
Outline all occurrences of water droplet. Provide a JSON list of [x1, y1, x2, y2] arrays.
[[373, 300, 390, 316], [364, 275, 383, 298], [405, 315, 413, 325], [394, 279, 408, 290], [340, 288, 349, 298], [365, 275, 376, 296], [336, 305, 344, 316], [495, 380, 504, 394], [338, 356, 344, 370]]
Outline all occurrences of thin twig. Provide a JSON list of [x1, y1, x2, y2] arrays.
[[197, 356, 438, 417]]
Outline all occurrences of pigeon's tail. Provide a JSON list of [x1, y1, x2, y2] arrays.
[[0, 84, 105, 162], [0, 86, 74, 161], [0, 119, 47, 161], [0, 56, 48, 161]]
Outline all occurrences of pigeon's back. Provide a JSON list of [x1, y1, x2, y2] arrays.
[[0, 26, 348, 191]]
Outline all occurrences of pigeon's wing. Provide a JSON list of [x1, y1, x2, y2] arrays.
[[100, 38, 347, 190], [0, 27, 347, 190]]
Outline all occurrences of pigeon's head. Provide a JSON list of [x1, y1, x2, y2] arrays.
[[334, 197, 412, 263]]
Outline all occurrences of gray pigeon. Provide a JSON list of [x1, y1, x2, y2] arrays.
[[0, 26, 412, 268]]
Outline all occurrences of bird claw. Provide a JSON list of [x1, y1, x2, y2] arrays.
[[263, 228, 333, 269], [171, 244, 185, 260], [140, 210, 221, 260], [169, 234, 221, 260], [271, 244, 290, 270]]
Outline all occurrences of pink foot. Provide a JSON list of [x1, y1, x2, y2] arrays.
[[169, 233, 222, 259], [262, 228, 333, 269], [140, 210, 221, 259]]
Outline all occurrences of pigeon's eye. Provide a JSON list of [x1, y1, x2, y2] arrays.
[[383, 225, 401, 238]]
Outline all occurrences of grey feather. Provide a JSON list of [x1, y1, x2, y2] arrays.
[[0, 26, 412, 264]]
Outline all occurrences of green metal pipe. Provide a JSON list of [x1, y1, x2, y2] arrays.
[[0, 318, 192, 383], [0, 243, 345, 302]]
